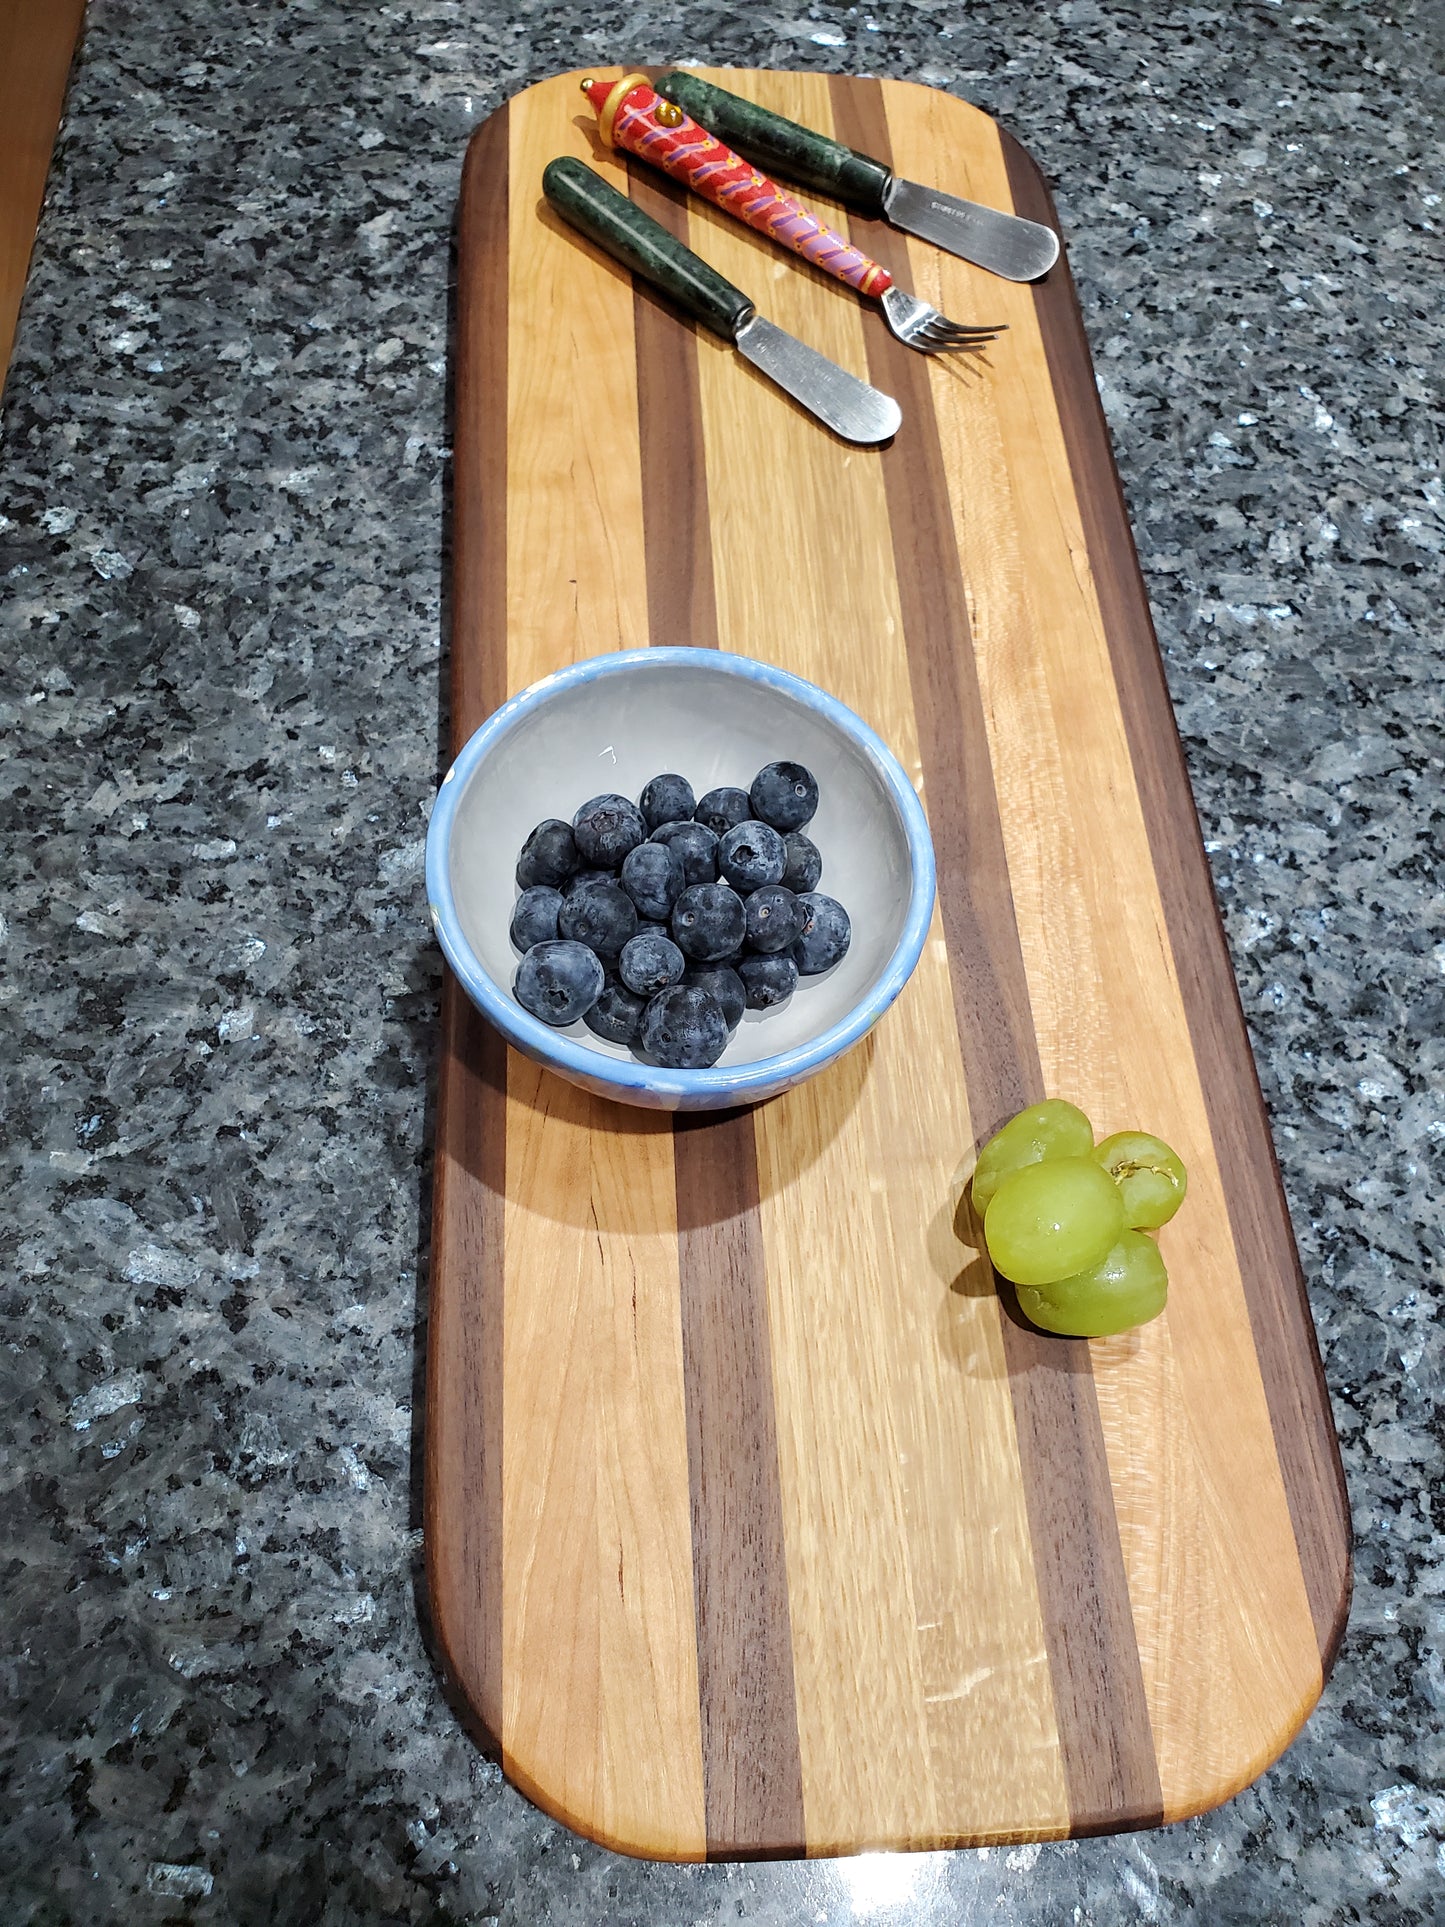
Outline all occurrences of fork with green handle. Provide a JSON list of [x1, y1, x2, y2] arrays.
[[580, 73, 1006, 356], [657, 69, 1060, 283]]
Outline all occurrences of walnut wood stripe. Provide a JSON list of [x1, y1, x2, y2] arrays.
[[627, 166, 722, 652], [426, 101, 511, 1744], [833, 75, 1164, 1837], [626, 151, 805, 1858], [998, 133, 1351, 1673], [672, 1114, 805, 1858]]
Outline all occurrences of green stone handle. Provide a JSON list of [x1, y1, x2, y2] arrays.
[[657, 72, 892, 215], [542, 157, 754, 341]]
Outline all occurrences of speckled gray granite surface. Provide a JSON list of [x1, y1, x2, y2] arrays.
[[1, 0, 1441, 1920]]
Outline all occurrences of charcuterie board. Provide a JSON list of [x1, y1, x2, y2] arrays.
[[426, 66, 1350, 1860]]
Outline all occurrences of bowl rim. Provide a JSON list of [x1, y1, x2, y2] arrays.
[[425, 647, 937, 1101]]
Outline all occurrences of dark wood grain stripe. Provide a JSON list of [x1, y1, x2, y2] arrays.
[[425, 101, 510, 1746], [832, 75, 1164, 1836], [672, 1113, 805, 1859], [1000, 132, 1352, 1673], [627, 154, 805, 1858], [628, 160, 721, 650]]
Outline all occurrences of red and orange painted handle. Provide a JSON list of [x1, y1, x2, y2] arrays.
[[581, 73, 893, 299]]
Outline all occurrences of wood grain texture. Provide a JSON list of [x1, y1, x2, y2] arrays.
[[428, 66, 1351, 1859], [630, 152, 804, 1854], [830, 77, 1162, 1837], [996, 133, 1353, 1682], [0, 0, 85, 390], [876, 80, 1326, 1826]]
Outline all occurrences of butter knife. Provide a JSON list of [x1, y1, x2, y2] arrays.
[[542, 159, 901, 445], [657, 71, 1060, 284]]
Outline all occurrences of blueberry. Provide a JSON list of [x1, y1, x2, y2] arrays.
[[743, 883, 803, 954], [792, 892, 851, 974], [640, 985, 729, 1068], [572, 792, 646, 868], [517, 818, 580, 890], [557, 878, 638, 960], [562, 868, 612, 898], [684, 964, 745, 1030], [694, 786, 752, 838], [781, 830, 822, 894], [749, 761, 818, 833], [510, 885, 563, 951], [619, 932, 686, 997], [671, 882, 746, 962], [739, 954, 798, 1009], [718, 819, 786, 894], [620, 840, 685, 921], [636, 918, 669, 939], [638, 772, 696, 832], [650, 819, 718, 886], [514, 941, 604, 1025], [584, 981, 648, 1045]]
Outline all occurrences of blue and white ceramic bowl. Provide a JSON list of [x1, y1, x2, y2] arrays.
[[426, 648, 936, 1111]]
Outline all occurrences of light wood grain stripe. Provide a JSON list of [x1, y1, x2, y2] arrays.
[[627, 150, 806, 1857], [834, 75, 1164, 1837], [499, 1068, 706, 1858], [494, 87, 706, 1860], [506, 88, 648, 682], [998, 133, 1351, 1674], [426, 101, 512, 1748]]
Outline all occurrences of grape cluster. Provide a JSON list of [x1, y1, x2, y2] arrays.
[[971, 1100, 1187, 1337], [507, 763, 851, 1069]]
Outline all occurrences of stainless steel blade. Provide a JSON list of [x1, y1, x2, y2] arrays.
[[883, 177, 1059, 282], [735, 315, 901, 445]]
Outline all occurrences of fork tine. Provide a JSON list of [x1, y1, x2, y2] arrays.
[[915, 333, 991, 356], [921, 313, 1007, 344], [915, 315, 995, 340], [912, 329, 997, 354]]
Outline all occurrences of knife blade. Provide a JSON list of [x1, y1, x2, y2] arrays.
[[541, 158, 901, 446], [657, 71, 1060, 283]]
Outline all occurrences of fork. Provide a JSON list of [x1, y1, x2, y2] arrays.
[[581, 74, 1006, 357]]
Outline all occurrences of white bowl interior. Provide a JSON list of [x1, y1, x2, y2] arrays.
[[446, 658, 916, 1069]]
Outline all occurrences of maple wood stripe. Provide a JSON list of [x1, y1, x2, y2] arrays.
[[626, 149, 805, 1856], [832, 76, 1164, 1835], [999, 131, 1352, 1673], [425, 102, 510, 1741], [627, 161, 722, 651]]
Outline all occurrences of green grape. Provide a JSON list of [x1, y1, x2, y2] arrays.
[[1093, 1131, 1188, 1229], [1015, 1229, 1169, 1338], [970, 1098, 1095, 1214], [983, 1156, 1124, 1286]]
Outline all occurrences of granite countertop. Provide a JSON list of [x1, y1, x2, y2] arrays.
[[2, 0, 1441, 1921]]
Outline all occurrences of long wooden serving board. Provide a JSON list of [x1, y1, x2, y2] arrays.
[[427, 67, 1350, 1860]]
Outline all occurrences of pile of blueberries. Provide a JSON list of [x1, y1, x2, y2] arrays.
[[508, 761, 851, 1069]]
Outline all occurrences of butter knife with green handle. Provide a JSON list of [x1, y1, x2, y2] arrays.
[[541, 159, 901, 446], [657, 71, 1060, 283]]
